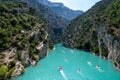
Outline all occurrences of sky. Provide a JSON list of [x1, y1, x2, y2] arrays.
[[49, 0, 101, 11]]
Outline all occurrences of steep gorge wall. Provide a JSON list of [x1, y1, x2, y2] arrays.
[[63, 0, 120, 69], [0, 1, 52, 79]]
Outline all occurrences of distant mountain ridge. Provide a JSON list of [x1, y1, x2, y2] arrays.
[[39, 0, 83, 20], [39, 0, 63, 7]]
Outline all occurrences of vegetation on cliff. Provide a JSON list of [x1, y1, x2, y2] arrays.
[[0, 1, 53, 79], [13, 0, 69, 42], [63, 0, 120, 69]]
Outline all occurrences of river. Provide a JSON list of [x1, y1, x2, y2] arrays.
[[12, 44, 120, 80]]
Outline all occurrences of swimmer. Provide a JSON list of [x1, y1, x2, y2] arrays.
[[64, 57, 68, 62], [96, 65, 101, 69], [87, 61, 92, 65], [77, 68, 80, 73]]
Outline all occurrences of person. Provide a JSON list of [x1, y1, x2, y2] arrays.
[[77, 68, 80, 73], [96, 65, 101, 69], [64, 57, 68, 62], [58, 66, 62, 71], [87, 61, 91, 65]]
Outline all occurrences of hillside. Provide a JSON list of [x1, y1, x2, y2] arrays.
[[0, 1, 53, 79], [63, 0, 120, 69], [39, 0, 83, 20], [12, 0, 69, 42]]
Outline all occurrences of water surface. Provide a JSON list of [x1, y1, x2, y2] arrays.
[[13, 44, 120, 80]]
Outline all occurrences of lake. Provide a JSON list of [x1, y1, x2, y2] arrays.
[[12, 44, 120, 80]]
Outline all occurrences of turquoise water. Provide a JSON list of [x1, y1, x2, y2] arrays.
[[13, 44, 120, 80]]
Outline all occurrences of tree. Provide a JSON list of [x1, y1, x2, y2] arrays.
[[29, 7, 36, 15], [11, 18, 18, 26], [0, 65, 8, 80]]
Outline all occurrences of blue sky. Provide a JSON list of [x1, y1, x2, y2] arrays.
[[49, 0, 101, 11]]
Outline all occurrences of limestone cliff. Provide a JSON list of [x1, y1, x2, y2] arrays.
[[12, 0, 69, 42], [63, 0, 120, 69], [0, 1, 52, 79]]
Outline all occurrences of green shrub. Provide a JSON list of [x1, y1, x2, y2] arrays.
[[29, 7, 36, 15], [82, 41, 91, 51], [23, 23, 32, 30], [0, 65, 8, 80], [32, 55, 39, 61], [17, 52, 22, 61], [0, 4, 8, 12], [101, 45, 108, 57], [8, 61, 16, 69], [93, 46, 99, 54], [8, 67, 15, 77], [10, 18, 18, 26], [48, 40, 54, 49], [21, 67, 25, 74]]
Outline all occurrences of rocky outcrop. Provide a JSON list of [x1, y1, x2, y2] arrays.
[[12, 0, 69, 41], [0, 48, 16, 65], [0, 1, 52, 79], [7, 41, 49, 77], [97, 26, 120, 69], [64, 25, 120, 70], [0, 26, 49, 78], [12, 61, 24, 77], [63, 0, 120, 69], [37, 42, 49, 58]]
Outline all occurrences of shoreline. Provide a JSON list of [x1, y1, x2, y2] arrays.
[[63, 44, 120, 71]]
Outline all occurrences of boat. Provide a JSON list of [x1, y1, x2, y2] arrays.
[[58, 66, 62, 71]]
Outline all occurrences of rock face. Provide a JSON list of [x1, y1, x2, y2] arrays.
[[12, 0, 69, 41], [39, 0, 83, 20], [63, 0, 120, 69], [12, 61, 24, 77], [0, 1, 52, 79]]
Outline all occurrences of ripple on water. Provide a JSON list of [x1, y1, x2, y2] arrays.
[[13, 44, 120, 80]]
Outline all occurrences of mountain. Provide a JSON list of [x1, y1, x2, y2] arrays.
[[63, 0, 120, 69], [39, 0, 83, 20], [0, 0, 68, 79], [12, 0, 69, 42], [0, 0, 55, 79]]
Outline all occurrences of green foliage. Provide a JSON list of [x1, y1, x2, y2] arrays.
[[21, 67, 25, 74], [0, 1, 48, 79], [0, 3, 8, 12], [64, 0, 120, 58], [17, 52, 22, 61], [8, 61, 16, 69], [22, 23, 32, 30], [29, 7, 36, 15], [10, 17, 18, 26], [93, 46, 99, 54], [0, 1, 44, 51], [101, 45, 108, 57], [8, 67, 15, 77], [48, 39, 54, 49], [32, 55, 39, 61], [82, 41, 91, 51], [0, 65, 8, 80]]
